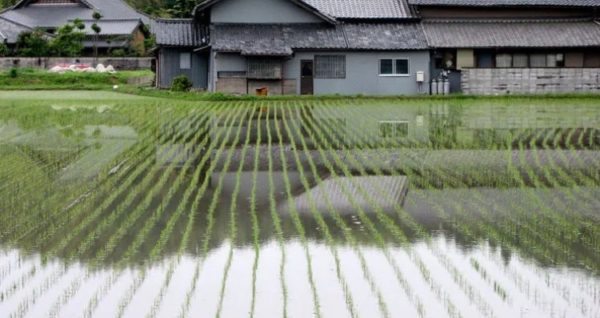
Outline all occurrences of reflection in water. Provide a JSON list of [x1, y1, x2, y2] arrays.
[[0, 97, 599, 317]]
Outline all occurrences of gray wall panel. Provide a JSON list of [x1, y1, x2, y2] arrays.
[[211, 0, 322, 23], [285, 51, 431, 95], [158, 48, 208, 89]]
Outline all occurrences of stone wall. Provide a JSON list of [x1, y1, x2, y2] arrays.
[[462, 68, 600, 95], [0, 57, 153, 71]]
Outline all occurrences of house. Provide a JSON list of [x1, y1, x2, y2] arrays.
[[154, 0, 431, 95], [0, 0, 149, 53], [0, 15, 35, 50], [410, 0, 600, 94]]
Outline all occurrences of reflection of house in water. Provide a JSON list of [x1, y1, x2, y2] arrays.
[[0, 121, 139, 181], [288, 176, 409, 215]]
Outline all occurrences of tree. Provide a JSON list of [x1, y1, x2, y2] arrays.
[[167, 0, 196, 18], [50, 20, 85, 57], [91, 11, 103, 62], [16, 29, 50, 57]]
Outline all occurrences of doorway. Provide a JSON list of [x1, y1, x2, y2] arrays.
[[300, 60, 314, 95]]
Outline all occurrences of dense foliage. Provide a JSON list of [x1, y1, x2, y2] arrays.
[[14, 20, 86, 57]]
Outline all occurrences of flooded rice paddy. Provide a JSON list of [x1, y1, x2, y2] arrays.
[[0, 92, 599, 318]]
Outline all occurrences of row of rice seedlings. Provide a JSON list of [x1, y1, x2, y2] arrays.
[[0, 103, 164, 302], [175, 103, 252, 318], [530, 129, 600, 256], [110, 106, 241, 318], [248, 104, 263, 318], [304, 102, 480, 318], [66, 106, 223, 318], [297, 103, 465, 316], [83, 103, 245, 318], [214, 105, 258, 318], [279, 104, 361, 318], [1, 104, 158, 247], [322, 101, 560, 314], [2, 101, 147, 216], [51, 107, 207, 261], [382, 123, 588, 312], [265, 105, 289, 318], [509, 132, 599, 271], [6, 107, 208, 317], [289, 103, 439, 317], [273, 104, 324, 318], [396, 130, 576, 314], [4, 103, 171, 240], [145, 103, 255, 318]]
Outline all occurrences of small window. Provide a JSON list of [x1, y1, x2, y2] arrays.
[[180, 52, 191, 70], [530, 54, 546, 68], [496, 54, 512, 68], [396, 59, 409, 75], [379, 121, 409, 138], [380, 59, 394, 75], [247, 58, 282, 79], [512, 54, 528, 68], [314, 55, 346, 79], [380, 59, 410, 76]]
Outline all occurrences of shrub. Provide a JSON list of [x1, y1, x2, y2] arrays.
[[9, 68, 18, 78], [0, 42, 9, 57], [171, 75, 192, 92]]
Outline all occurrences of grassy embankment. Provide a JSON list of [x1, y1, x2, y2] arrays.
[[0, 68, 153, 90]]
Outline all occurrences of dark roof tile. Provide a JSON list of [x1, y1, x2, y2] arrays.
[[423, 19, 600, 48], [151, 19, 209, 47], [211, 23, 428, 55]]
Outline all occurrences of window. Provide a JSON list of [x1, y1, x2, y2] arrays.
[[396, 59, 409, 75], [512, 54, 528, 68], [379, 59, 410, 76], [380, 59, 410, 75], [496, 54, 512, 68], [247, 58, 282, 79], [179, 52, 191, 70], [380, 59, 394, 75], [529, 54, 546, 67], [379, 121, 409, 138], [314, 55, 346, 79]]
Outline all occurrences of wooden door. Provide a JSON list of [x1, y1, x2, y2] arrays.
[[300, 60, 314, 95]]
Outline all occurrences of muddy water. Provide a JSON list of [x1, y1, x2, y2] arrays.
[[0, 95, 599, 317]]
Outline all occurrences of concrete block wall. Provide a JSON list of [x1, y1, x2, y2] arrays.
[[0, 57, 153, 70], [462, 68, 600, 95]]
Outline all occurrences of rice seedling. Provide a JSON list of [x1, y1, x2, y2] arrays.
[[0, 95, 598, 318]]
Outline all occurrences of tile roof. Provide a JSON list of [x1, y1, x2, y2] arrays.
[[80, 20, 142, 36], [0, 0, 148, 29], [302, 0, 415, 19], [211, 23, 428, 55], [195, 0, 416, 20], [151, 19, 210, 47], [423, 19, 600, 48], [409, 0, 600, 7], [0, 16, 33, 44]]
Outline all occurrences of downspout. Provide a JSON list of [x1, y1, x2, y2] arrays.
[[281, 58, 285, 95]]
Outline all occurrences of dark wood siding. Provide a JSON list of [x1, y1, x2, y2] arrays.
[[157, 48, 208, 89]]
